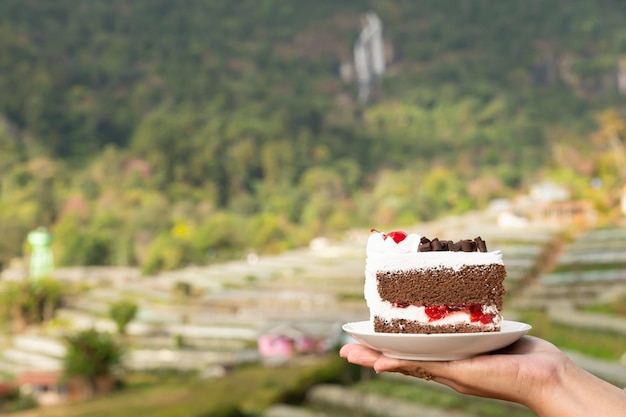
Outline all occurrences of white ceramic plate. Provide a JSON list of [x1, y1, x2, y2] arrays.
[[342, 320, 532, 361]]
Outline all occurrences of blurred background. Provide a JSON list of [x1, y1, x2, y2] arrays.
[[0, 0, 625, 416]]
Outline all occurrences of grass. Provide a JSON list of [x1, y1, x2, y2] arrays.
[[353, 378, 538, 417], [551, 262, 626, 273], [6, 312, 624, 417], [519, 310, 626, 360], [582, 299, 626, 316], [11, 317, 623, 417], [6, 354, 349, 417]]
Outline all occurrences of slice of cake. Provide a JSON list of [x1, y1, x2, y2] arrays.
[[365, 229, 507, 334]]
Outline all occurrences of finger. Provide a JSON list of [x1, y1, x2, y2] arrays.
[[340, 346, 439, 380], [340, 344, 384, 368], [432, 375, 478, 395], [373, 356, 448, 380], [374, 357, 492, 392], [339, 343, 372, 358], [373, 356, 446, 375]]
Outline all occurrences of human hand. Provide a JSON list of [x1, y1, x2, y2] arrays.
[[339, 336, 565, 406]]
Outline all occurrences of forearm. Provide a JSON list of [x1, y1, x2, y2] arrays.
[[340, 341, 626, 416], [526, 356, 626, 417]]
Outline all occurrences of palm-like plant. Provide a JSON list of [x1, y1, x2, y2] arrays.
[[64, 328, 124, 397], [109, 300, 138, 335]]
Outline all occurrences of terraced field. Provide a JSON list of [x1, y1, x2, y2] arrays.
[[3, 214, 626, 416], [542, 227, 626, 286]]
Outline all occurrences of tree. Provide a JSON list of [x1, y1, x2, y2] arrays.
[[591, 110, 626, 183], [64, 329, 124, 397], [30, 277, 63, 323], [0, 278, 64, 333], [109, 300, 138, 335]]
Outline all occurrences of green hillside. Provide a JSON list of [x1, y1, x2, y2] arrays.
[[1, 0, 625, 272]]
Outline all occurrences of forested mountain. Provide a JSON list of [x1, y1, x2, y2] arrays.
[[1, 0, 625, 273]]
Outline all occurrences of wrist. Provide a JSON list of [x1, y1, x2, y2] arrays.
[[511, 350, 575, 415], [526, 353, 626, 417]]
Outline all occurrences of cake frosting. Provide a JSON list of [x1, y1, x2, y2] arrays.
[[365, 230, 507, 334]]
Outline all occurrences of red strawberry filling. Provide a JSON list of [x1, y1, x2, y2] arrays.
[[419, 303, 496, 323], [424, 305, 449, 320]]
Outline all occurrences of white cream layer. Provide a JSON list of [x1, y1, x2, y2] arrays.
[[370, 304, 502, 328]]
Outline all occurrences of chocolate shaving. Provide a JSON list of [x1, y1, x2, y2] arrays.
[[416, 235, 490, 252], [475, 236, 488, 252], [418, 242, 432, 252], [431, 238, 443, 251], [460, 239, 475, 252]]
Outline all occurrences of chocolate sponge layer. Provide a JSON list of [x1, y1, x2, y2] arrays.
[[376, 264, 506, 309], [373, 317, 497, 334]]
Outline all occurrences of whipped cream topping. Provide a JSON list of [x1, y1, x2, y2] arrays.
[[366, 232, 422, 255], [366, 231, 503, 271]]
